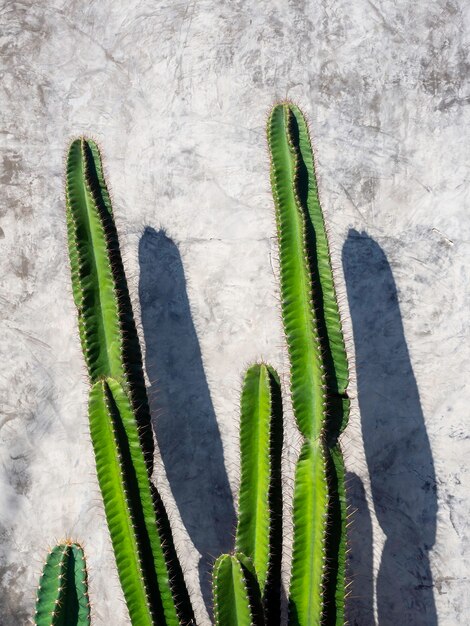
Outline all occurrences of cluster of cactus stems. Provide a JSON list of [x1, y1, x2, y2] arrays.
[[34, 542, 90, 626], [36, 102, 348, 625], [213, 103, 349, 626]]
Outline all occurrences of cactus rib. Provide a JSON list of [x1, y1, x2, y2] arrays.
[[323, 445, 347, 623], [34, 542, 90, 626], [235, 364, 283, 622]]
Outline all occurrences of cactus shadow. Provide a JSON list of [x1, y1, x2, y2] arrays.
[[139, 227, 236, 614], [345, 472, 376, 626], [342, 230, 438, 626]]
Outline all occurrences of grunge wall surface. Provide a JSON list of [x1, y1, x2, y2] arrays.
[[1, 2, 469, 624]]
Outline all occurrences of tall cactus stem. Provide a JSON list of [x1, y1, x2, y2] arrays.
[[268, 103, 350, 625], [65, 137, 153, 464], [287, 104, 350, 443]]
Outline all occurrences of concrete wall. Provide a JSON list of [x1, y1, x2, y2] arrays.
[[1, 1, 469, 624]]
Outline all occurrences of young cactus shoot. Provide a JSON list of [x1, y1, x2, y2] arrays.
[[34, 542, 90, 626]]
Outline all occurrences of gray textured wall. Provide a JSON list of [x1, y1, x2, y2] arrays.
[[1, 1, 469, 624]]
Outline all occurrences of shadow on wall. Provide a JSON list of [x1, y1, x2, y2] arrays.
[[346, 472, 376, 626], [342, 230, 438, 626], [138, 227, 236, 614]]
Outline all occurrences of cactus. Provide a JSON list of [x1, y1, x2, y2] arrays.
[[62, 103, 347, 625], [212, 103, 349, 626], [235, 364, 283, 622], [213, 363, 283, 625], [268, 103, 349, 625], [213, 553, 264, 626], [65, 138, 194, 626], [34, 542, 90, 626]]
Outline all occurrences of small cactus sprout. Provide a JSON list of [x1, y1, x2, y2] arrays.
[[267, 103, 349, 625], [235, 364, 283, 623], [213, 553, 264, 626], [34, 542, 90, 626], [65, 138, 193, 625]]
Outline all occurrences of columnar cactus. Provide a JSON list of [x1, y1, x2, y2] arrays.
[[268, 103, 349, 625], [61, 102, 348, 625], [214, 103, 349, 626], [65, 138, 194, 626], [34, 542, 90, 626], [212, 364, 283, 625], [235, 364, 283, 622], [213, 103, 349, 626], [213, 552, 264, 626], [236, 364, 283, 602]]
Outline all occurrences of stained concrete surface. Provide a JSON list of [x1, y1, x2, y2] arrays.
[[1, 1, 469, 624]]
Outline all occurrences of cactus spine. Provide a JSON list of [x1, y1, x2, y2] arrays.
[[65, 138, 193, 626], [34, 542, 90, 626], [267, 103, 349, 625]]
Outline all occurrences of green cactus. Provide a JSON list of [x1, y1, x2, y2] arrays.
[[65, 138, 193, 626], [34, 542, 90, 626], [213, 553, 264, 626], [267, 102, 349, 625], [235, 364, 283, 622], [62, 103, 347, 625], [211, 103, 348, 626], [213, 363, 282, 626]]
